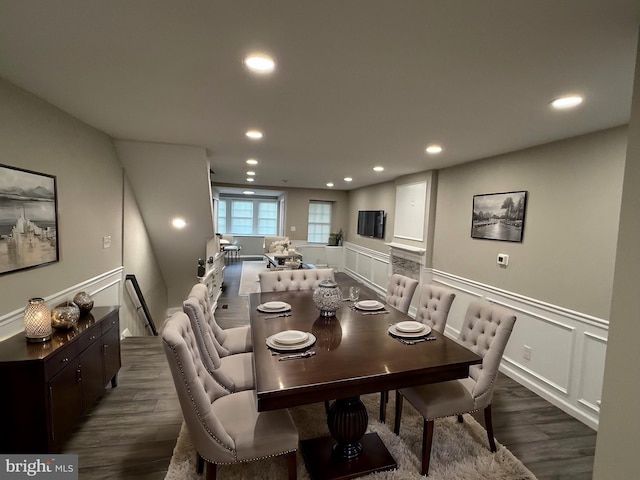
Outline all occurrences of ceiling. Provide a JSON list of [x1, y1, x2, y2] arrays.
[[0, 1, 637, 191]]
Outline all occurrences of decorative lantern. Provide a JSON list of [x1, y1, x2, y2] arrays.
[[24, 298, 52, 343], [312, 279, 343, 317]]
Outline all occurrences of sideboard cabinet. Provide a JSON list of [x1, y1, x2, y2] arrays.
[[0, 306, 121, 453]]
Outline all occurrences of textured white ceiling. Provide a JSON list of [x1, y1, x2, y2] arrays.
[[0, 0, 637, 190]]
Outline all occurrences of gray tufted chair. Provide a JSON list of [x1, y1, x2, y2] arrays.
[[385, 274, 419, 314], [258, 268, 335, 292], [187, 283, 252, 356], [183, 297, 254, 393], [393, 299, 516, 476], [162, 311, 298, 480], [379, 284, 457, 422], [414, 284, 456, 333]]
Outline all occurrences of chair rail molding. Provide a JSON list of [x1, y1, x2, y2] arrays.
[[0, 267, 124, 341]]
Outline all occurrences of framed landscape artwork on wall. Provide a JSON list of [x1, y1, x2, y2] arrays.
[[471, 191, 527, 242], [0, 164, 59, 275]]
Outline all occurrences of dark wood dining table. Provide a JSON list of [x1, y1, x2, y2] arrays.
[[249, 288, 482, 480]]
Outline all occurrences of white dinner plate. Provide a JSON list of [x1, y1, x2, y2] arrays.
[[388, 324, 432, 339], [273, 330, 309, 345], [257, 302, 292, 313], [395, 321, 426, 333], [266, 333, 316, 352], [354, 300, 385, 311]]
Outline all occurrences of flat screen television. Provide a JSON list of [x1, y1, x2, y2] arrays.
[[357, 210, 385, 238]]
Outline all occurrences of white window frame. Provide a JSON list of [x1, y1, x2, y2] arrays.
[[307, 201, 332, 243], [217, 196, 280, 236]]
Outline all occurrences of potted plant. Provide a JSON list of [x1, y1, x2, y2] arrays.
[[328, 229, 343, 246]]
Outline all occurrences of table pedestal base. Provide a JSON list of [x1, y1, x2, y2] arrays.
[[300, 433, 397, 480]]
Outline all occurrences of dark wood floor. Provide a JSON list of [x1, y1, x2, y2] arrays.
[[64, 258, 597, 479]]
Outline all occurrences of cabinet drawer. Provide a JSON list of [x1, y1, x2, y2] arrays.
[[101, 310, 119, 333], [78, 325, 101, 351], [45, 341, 80, 378]]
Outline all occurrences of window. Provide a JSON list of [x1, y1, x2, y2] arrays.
[[217, 199, 227, 234], [217, 196, 279, 235], [308, 201, 332, 243]]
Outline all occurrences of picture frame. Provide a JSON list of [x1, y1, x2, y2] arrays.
[[471, 191, 527, 242], [0, 164, 59, 275]]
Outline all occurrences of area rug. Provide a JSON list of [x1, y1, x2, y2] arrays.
[[164, 393, 537, 480], [238, 260, 266, 296]]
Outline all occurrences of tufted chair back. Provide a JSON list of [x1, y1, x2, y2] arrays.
[[161, 312, 238, 463], [385, 274, 419, 314], [259, 268, 335, 293], [183, 297, 237, 392], [414, 284, 456, 333], [187, 283, 229, 357], [458, 300, 516, 407]]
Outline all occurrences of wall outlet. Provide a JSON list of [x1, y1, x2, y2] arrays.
[[103, 236, 111, 249], [497, 253, 509, 266], [523, 345, 532, 360]]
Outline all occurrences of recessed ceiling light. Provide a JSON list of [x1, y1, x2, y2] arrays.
[[326, 182, 334, 187], [171, 217, 187, 229], [243, 54, 275, 74], [247, 171, 256, 176], [246, 177, 255, 182], [246, 130, 263, 140], [344, 177, 353, 182], [243, 190, 255, 195], [373, 166, 384, 172], [246, 158, 259, 165], [551, 95, 584, 109], [425, 145, 443, 154]]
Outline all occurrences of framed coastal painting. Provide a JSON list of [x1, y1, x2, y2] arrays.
[[471, 191, 527, 242], [0, 164, 59, 275]]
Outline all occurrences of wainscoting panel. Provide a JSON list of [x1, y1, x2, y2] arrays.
[[429, 269, 606, 430], [0, 267, 124, 341], [343, 243, 389, 297], [577, 332, 607, 415]]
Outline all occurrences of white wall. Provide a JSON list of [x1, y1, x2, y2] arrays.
[[122, 177, 168, 335], [116, 140, 214, 307], [0, 79, 125, 338], [0, 78, 167, 341], [344, 127, 628, 428], [433, 127, 626, 319], [593, 31, 640, 479]]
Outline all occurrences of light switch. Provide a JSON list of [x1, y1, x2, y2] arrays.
[[290, 226, 296, 232], [103, 236, 111, 249]]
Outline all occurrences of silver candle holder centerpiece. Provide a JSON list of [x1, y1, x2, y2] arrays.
[[312, 279, 343, 317]]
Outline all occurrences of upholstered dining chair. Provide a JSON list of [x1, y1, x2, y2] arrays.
[[187, 283, 252, 355], [162, 311, 298, 480], [183, 297, 254, 393], [385, 274, 419, 314], [379, 284, 457, 422], [258, 268, 335, 293], [393, 299, 516, 476]]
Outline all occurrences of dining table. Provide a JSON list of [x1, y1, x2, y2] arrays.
[[249, 287, 482, 480]]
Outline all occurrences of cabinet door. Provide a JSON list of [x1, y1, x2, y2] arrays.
[[80, 339, 105, 411], [49, 359, 82, 451], [102, 321, 121, 387]]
